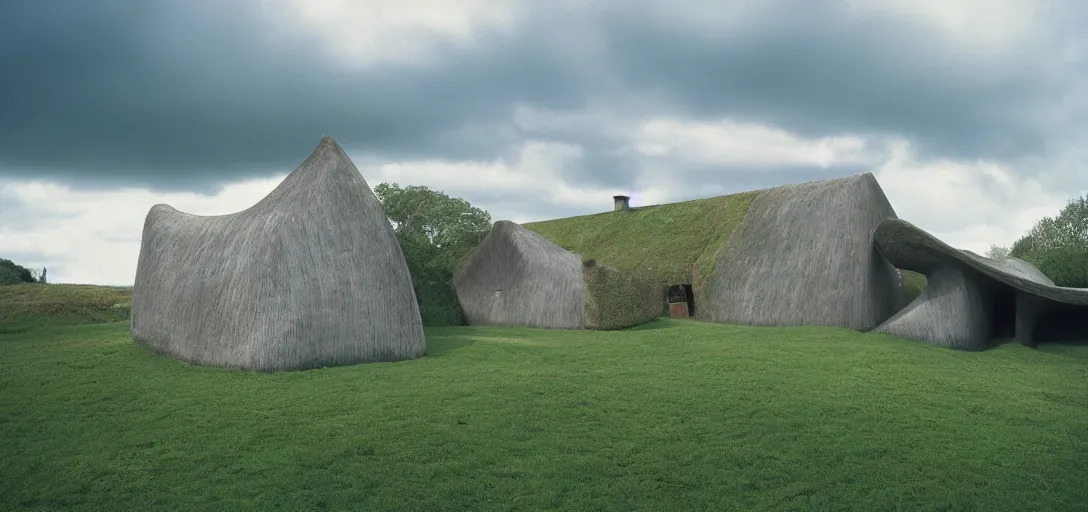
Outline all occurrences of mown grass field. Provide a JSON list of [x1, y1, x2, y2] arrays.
[[2, 306, 1086, 511]]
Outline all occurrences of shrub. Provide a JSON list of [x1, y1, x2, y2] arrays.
[[0, 259, 37, 286]]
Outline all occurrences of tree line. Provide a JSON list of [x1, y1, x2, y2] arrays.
[[0, 259, 46, 286], [987, 194, 1088, 287]]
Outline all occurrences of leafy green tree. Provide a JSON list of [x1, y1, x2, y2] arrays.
[[374, 183, 492, 325], [0, 259, 36, 286], [29, 267, 47, 284], [1010, 194, 1088, 287], [986, 245, 1010, 259]]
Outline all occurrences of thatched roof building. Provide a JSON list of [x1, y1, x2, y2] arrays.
[[453, 221, 659, 330], [872, 218, 1088, 349], [131, 136, 426, 371], [521, 172, 909, 331]]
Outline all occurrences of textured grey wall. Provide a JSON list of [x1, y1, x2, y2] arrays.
[[131, 136, 426, 371], [873, 265, 993, 350], [453, 220, 587, 329], [700, 172, 905, 330]]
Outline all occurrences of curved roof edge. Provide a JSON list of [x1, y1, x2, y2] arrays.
[[146, 135, 353, 220], [873, 218, 1088, 306]]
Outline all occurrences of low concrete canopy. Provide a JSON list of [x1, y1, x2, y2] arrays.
[[872, 218, 1088, 350]]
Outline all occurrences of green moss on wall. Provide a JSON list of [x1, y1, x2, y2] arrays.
[[583, 264, 663, 330]]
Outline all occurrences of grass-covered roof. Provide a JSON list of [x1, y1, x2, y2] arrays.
[[524, 191, 760, 286], [524, 186, 928, 299]]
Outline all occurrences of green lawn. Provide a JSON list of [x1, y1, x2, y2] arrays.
[[2, 319, 1087, 511]]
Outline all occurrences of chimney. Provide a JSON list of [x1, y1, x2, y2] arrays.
[[613, 195, 630, 212]]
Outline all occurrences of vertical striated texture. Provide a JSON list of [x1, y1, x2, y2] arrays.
[[131, 136, 426, 371], [872, 217, 1088, 349], [872, 265, 993, 350], [453, 221, 587, 329], [701, 172, 904, 330]]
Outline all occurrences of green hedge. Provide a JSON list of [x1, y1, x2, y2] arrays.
[[414, 281, 465, 327], [583, 264, 662, 330]]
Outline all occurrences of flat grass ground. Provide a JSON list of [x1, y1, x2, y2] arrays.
[[3, 319, 1087, 511]]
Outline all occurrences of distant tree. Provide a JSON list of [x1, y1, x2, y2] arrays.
[[1010, 194, 1088, 287], [986, 245, 1010, 260], [374, 183, 492, 325], [0, 259, 36, 286], [29, 267, 47, 284]]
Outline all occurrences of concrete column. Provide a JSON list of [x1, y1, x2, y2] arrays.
[[1015, 290, 1043, 348]]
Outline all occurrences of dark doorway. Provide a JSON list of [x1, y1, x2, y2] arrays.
[[666, 284, 695, 317], [990, 284, 1016, 339], [1035, 303, 1088, 343]]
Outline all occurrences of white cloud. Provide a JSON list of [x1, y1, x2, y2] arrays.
[[632, 118, 875, 168], [372, 141, 617, 222], [841, 0, 1056, 53], [273, 0, 525, 67], [0, 176, 286, 286], [274, 0, 1060, 70], [873, 141, 1069, 253], [624, 123, 1073, 257]]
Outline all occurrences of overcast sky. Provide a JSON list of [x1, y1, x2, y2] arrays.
[[2, 0, 1086, 285]]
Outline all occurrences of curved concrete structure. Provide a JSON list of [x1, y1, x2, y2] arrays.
[[872, 218, 1088, 349], [131, 136, 426, 371]]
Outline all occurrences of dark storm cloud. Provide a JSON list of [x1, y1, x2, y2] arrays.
[[597, 5, 1063, 162], [0, 0, 1078, 192], [0, 0, 589, 191]]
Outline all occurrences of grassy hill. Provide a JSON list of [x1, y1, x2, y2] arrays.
[[0, 284, 132, 333], [2, 319, 1085, 510]]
